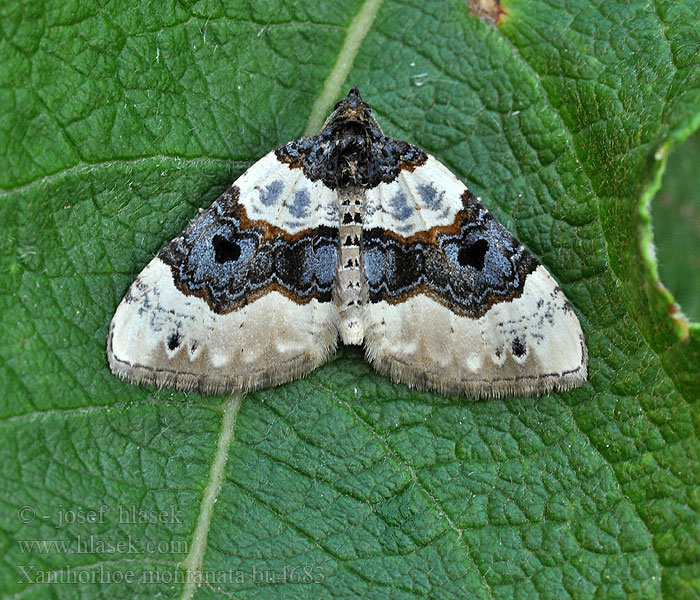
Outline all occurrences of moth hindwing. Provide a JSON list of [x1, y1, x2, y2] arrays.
[[108, 87, 587, 398]]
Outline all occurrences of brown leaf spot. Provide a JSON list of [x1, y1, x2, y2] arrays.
[[467, 0, 507, 25]]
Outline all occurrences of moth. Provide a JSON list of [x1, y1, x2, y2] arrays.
[[108, 87, 587, 398]]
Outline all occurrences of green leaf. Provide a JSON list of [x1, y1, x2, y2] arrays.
[[1, 0, 699, 599], [652, 131, 700, 322]]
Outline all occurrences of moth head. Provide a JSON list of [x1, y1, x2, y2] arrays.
[[320, 86, 382, 134]]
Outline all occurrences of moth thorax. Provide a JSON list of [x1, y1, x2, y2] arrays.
[[333, 134, 371, 186], [336, 188, 366, 345]]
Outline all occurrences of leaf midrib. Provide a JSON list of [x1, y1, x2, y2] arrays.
[[179, 395, 243, 600]]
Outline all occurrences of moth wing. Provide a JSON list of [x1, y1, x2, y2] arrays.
[[361, 155, 587, 398], [108, 150, 340, 394]]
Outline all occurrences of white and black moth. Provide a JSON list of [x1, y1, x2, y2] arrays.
[[108, 87, 587, 398]]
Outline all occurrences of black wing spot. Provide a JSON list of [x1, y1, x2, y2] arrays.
[[458, 238, 489, 270], [512, 337, 526, 357], [167, 332, 181, 351], [213, 235, 241, 263]]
